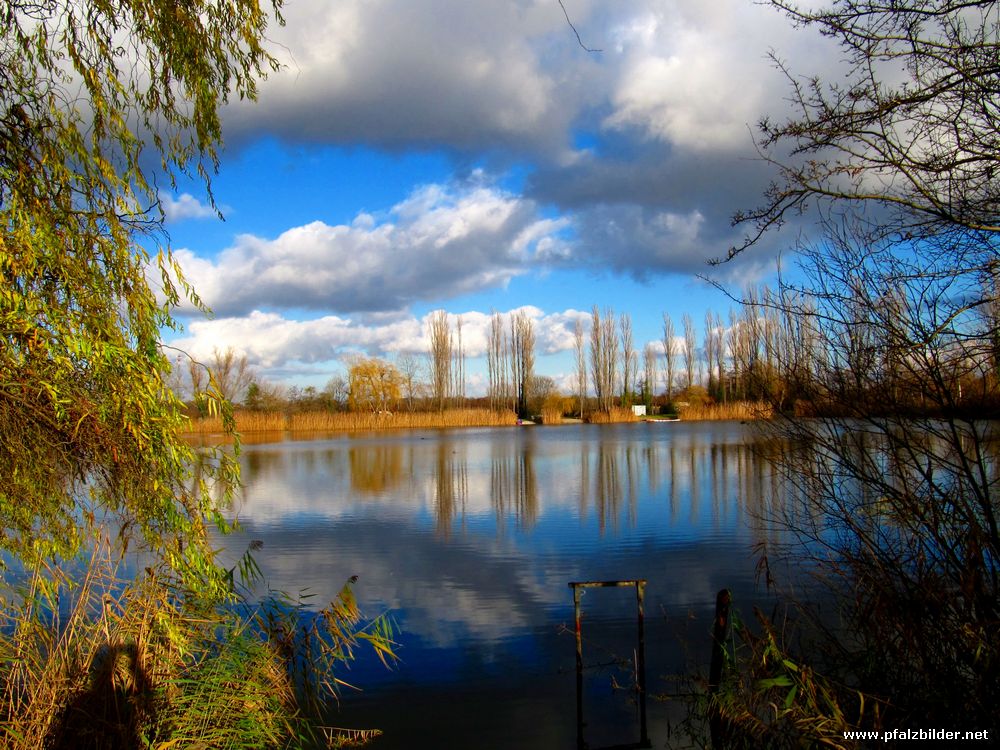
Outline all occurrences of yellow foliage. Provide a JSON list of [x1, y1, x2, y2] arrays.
[[347, 358, 403, 413]]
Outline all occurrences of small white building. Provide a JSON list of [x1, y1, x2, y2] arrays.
[[632, 405, 647, 417]]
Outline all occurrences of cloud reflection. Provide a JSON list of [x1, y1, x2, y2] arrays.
[[221, 424, 786, 650]]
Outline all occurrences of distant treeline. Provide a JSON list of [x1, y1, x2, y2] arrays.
[[175, 283, 1000, 424]]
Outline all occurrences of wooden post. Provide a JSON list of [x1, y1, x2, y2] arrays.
[[709, 588, 732, 749]]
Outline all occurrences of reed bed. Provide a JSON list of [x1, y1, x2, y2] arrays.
[[186, 408, 519, 435], [584, 407, 639, 424], [675, 400, 773, 421], [0, 549, 296, 750], [538, 408, 564, 425]]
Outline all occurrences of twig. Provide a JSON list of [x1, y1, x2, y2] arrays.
[[558, 0, 601, 53]]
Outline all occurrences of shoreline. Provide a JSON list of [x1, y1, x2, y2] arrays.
[[181, 403, 773, 440]]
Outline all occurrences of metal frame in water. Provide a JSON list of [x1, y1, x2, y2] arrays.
[[568, 579, 651, 750]]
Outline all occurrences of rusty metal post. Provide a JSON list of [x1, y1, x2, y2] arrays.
[[573, 583, 584, 750], [636, 580, 648, 747], [569, 580, 650, 749]]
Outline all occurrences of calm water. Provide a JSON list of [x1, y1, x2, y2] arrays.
[[217, 421, 795, 749]]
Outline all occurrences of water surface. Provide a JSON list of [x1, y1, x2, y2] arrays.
[[219, 421, 792, 749]]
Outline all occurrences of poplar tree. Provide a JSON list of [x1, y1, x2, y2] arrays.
[[429, 310, 452, 411], [574, 318, 588, 418], [590, 305, 618, 412], [682, 313, 696, 391], [662, 312, 676, 402], [510, 310, 535, 417], [619, 313, 635, 407], [487, 311, 506, 412], [642, 343, 657, 411]]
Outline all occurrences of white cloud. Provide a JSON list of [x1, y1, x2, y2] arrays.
[[159, 191, 216, 222], [169, 306, 592, 382], [207, 0, 848, 279], [173, 180, 569, 316], [222, 0, 595, 160], [225, 0, 820, 163], [172, 310, 418, 368], [604, 2, 795, 152]]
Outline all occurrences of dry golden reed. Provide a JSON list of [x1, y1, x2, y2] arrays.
[[585, 407, 639, 424], [539, 408, 563, 425], [186, 408, 518, 435], [675, 400, 773, 421]]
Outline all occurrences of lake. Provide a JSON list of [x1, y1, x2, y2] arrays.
[[217, 420, 798, 749]]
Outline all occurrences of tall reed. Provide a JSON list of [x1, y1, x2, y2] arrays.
[[539, 408, 563, 425], [585, 407, 639, 424], [681, 604, 881, 749], [676, 401, 773, 421], [186, 408, 518, 435], [0, 539, 393, 749]]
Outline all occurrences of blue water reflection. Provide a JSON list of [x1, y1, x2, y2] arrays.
[[217, 421, 789, 748]]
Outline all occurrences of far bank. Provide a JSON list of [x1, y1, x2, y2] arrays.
[[182, 401, 772, 437]]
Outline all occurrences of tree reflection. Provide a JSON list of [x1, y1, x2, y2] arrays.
[[349, 445, 405, 495], [490, 437, 539, 533], [434, 439, 468, 537], [231, 426, 791, 548]]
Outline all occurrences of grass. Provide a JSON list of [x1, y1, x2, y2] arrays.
[[675, 400, 773, 421], [186, 408, 519, 435]]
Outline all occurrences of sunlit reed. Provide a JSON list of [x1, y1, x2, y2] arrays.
[[539, 408, 564, 424], [585, 407, 639, 424], [676, 401, 773, 421], [186, 408, 519, 434]]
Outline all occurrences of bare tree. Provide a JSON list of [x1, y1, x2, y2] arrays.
[[590, 306, 618, 412], [429, 310, 451, 411], [728, 0, 1000, 263], [642, 343, 657, 411], [487, 310, 511, 413], [734, 287, 770, 400], [720, 1, 1000, 732], [324, 374, 350, 411], [590, 306, 605, 410], [573, 317, 588, 419], [704, 310, 717, 398], [396, 353, 422, 412], [662, 313, 676, 402], [208, 347, 252, 405], [758, 216, 1000, 728], [682, 313, 696, 391], [619, 313, 636, 406], [712, 311, 727, 402], [452, 315, 466, 406], [486, 311, 499, 411], [188, 358, 207, 401], [510, 310, 535, 417]]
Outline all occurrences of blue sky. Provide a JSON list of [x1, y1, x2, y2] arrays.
[[160, 0, 837, 393]]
